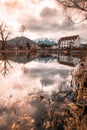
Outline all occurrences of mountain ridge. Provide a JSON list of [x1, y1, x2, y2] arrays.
[[34, 37, 57, 45], [7, 36, 36, 45]]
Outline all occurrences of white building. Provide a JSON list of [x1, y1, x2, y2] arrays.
[[58, 35, 80, 49]]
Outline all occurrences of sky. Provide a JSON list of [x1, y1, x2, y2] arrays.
[[0, 0, 87, 42]]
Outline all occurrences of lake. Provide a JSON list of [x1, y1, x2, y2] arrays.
[[0, 52, 81, 130]]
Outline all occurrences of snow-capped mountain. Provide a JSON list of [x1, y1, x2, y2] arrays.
[[34, 38, 57, 45]]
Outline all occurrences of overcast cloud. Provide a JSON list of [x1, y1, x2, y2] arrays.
[[0, 0, 87, 42]]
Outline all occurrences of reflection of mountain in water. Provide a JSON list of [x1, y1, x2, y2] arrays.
[[0, 52, 81, 66], [35, 53, 57, 63], [0, 52, 37, 64], [10, 53, 36, 63], [10, 53, 56, 63]]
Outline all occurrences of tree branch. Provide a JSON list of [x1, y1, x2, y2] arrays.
[[57, 0, 87, 11]]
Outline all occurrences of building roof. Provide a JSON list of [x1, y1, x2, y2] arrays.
[[58, 35, 79, 43]]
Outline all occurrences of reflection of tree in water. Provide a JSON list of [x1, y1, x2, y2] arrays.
[[0, 53, 13, 76], [26, 52, 30, 60]]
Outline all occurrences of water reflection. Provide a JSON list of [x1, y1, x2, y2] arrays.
[[58, 53, 81, 67], [0, 52, 81, 66], [0, 52, 81, 78], [0, 53, 13, 76], [0, 52, 81, 130]]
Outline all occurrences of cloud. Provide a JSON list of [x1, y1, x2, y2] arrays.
[[31, 0, 42, 4], [4, 0, 20, 9], [23, 6, 78, 35], [0, 0, 23, 14], [0, 0, 86, 40], [40, 7, 57, 18], [24, 12, 75, 34]]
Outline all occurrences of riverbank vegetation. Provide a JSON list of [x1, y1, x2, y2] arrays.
[[40, 51, 87, 130]]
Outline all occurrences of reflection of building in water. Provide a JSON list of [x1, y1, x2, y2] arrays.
[[58, 53, 80, 67], [58, 35, 80, 49]]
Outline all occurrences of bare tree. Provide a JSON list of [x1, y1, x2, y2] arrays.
[[19, 25, 26, 37], [0, 21, 10, 50], [56, 0, 87, 11], [19, 25, 26, 48], [56, 0, 87, 23]]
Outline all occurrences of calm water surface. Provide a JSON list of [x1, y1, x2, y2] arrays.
[[0, 52, 81, 130]]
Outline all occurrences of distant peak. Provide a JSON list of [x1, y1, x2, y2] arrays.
[[34, 37, 57, 45]]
